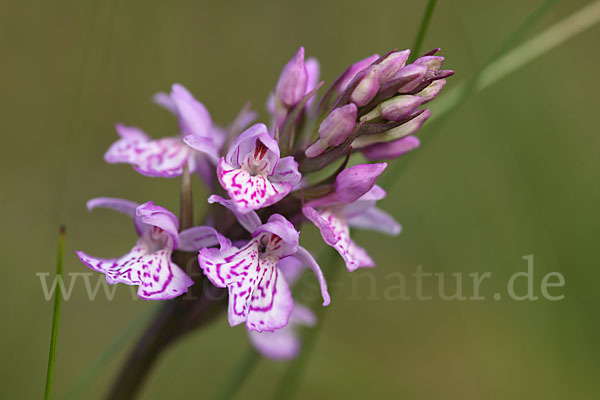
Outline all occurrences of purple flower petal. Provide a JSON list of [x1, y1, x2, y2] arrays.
[[169, 83, 213, 138], [152, 92, 177, 114], [335, 163, 387, 203], [182, 135, 221, 165], [86, 197, 138, 218], [361, 135, 420, 160], [295, 246, 331, 306], [270, 156, 301, 187], [225, 123, 279, 170], [347, 207, 401, 236], [252, 214, 299, 258], [135, 201, 180, 248], [303, 207, 374, 272], [178, 226, 232, 252], [104, 124, 151, 165]]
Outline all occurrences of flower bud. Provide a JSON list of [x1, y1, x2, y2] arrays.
[[275, 47, 308, 107], [353, 109, 431, 148], [305, 104, 357, 158], [413, 55, 444, 71], [362, 135, 420, 160], [380, 95, 423, 121], [337, 54, 379, 94], [305, 57, 321, 108], [393, 64, 428, 93], [416, 79, 446, 103], [377, 50, 410, 84], [350, 66, 380, 107], [335, 163, 387, 202]]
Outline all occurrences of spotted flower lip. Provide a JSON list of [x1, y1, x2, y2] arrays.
[[216, 123, 301, 214], [198, 213, 330, 332], [303, 164, 401, 272], [105, 84, 221, 178], [246, 255, 318, 359], [76, 198, 225, 300]]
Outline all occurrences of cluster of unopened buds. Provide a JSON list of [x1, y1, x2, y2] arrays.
[[78, 46, 452, 360]]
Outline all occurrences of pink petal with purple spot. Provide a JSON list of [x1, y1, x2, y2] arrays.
[[76, 239, 193, 300], [132, 137, 193, 178], [217, 159, 294, 214], [303, 207, 374, 272]]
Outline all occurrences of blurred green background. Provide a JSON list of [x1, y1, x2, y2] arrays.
[[2, 0, 599, 398]]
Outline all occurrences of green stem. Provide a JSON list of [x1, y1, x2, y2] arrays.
[[212, 348, 261, 400], [410, 0, 438, 61], [44, 226, 66, 400]]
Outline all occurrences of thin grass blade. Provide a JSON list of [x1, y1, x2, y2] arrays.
[[44, 226, 66, 400]]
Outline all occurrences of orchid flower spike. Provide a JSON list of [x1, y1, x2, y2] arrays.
[[216, 123, 301, 214], [76, 198, 227, 300], [198, 214, 330, 332]]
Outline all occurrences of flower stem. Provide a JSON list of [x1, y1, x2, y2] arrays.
[[44, 226, 66, 400], [410, 0, 438, 61], [180, 163, 194, 230], [106, 301, 183, 400]]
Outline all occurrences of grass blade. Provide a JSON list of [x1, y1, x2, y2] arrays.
[[478, 0, 600, 91], [410, 0, 438, 61], [44, 226, 66, 400]]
